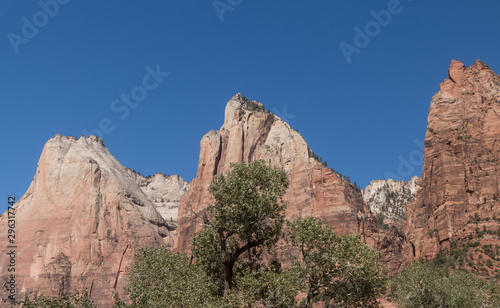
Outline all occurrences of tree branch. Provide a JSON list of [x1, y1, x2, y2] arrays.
[[231, 238, 266, 260]]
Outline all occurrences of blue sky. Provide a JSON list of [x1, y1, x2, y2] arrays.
[[1, 0, 500, 213]]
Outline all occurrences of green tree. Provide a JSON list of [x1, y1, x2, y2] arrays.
[[120, 161, 389, 307], [391, 261, 500, 308], [192, 226, 225, 294], [288, 217, 387, 308], [442, 270, 500, 307], [195, 160, 289, 294], [390, 262, 446, 307], [236, 261, 304, 307], [124, 247, 218, 308]]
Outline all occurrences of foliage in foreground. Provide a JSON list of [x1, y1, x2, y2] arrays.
[[22, 290, 95, 308], [123, 247, 304, 307], [123, 161, 388, 307], [199, 160, 290, 294], [23, 161, 389, 307], [289, 217, 387, 308], [124, 239, 385, 308], [390, 261, 500, 308], [124, 247, 219, 307]]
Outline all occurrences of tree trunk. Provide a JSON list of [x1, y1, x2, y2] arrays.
[[305, 294, 312, 308], [223, 261, 233, 294], [305, 288, 315, 308]]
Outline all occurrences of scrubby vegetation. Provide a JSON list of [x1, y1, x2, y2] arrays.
[[390, 261, 500, 307], [22, 161, 499, 307], [22, 290, 95, 307], [120, 161, 387, 307]]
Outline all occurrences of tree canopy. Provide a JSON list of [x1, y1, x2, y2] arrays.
[[22, 160, 500, 307], [390, 261, 500, 308], [288, 217, 387, 308], [197, 160, 289, 293], [119, 161, 389, 307]]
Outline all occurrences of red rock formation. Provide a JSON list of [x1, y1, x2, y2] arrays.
[[0, 135, 172, 307], [404, 60, 500, 264], [174, 94, 375, 253]]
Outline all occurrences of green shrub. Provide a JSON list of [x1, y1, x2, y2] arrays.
[[22, 290, 95, 308], [391, 263, 500, 308]]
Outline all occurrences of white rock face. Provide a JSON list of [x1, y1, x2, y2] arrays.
[[127, 171, 190, 228], [363, 176, 420, 220], [0, 135, 172, 307]]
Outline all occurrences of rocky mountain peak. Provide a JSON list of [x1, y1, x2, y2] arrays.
[[223, 93, 271, 130], [175, 93, 374, 253], [470, 59, 494, 73], [227, 93, 267, 112], [404, 60, 500, 268], [0, 135, 175, 307], [448, 59, 467, 85], [363, 176, 420, 221]]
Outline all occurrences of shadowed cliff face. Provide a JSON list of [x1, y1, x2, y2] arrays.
[[0, 135, 173, 307], [404, 60, 500, 264], [174, 94, 377, 254]]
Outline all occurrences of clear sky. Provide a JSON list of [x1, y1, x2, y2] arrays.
[[1, 0, 500, 213]]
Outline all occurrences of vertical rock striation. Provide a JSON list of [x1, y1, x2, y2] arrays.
[[404, 60, 500, 264], [174, 94, 376, 253], [0, 135, 172, 307]]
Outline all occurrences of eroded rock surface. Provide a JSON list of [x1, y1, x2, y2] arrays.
[[128, 171, 190, 229], [174, 94, 377, 254], [0, 135, 172, 307], [404, 60, 500, 268], [363, 176, 420, 221]]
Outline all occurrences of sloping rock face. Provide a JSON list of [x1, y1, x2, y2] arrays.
[[174, 94, 376, 253], [404, 60, 500, 264], [362, 177, 421, 275], [0, 135, 172, 307], [128, 171, 190, 229], [363, 176, 420, 221]]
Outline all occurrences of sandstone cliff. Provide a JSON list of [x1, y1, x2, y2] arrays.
[[0, 135, 173, 307], [404, 60, 500, 275], [174, 94, 377, 254], [127, 171, 190, 230], [363, 176, 420, 221]]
